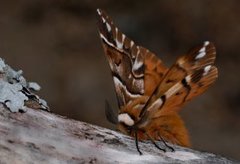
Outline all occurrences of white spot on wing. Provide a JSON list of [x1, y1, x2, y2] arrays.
[[106, 22, 111, 32], [195, 52, 206, 59], [113, 76, 141, 98], [199, 47, 206, 53], [116, 40, 123, 49], [203, 65, 211, 76], [122, 34, 126, 39], [185, 75, 191, 83], [195, 41, 211, 60], [136, 48, 140, 56], [100, 31, 126, 53], [118, 113, 134, 126], [148, 98, 163, 111], [116, 34, 125, 49], [116, 27, 119, 33], [130, 41, 134, 47], [97, 9, 101, 15], [132, 58, 143, 72], [102, 17, 106, 23], [100, 33, 114, 47], [116, 36, 125, 49], [204, 41, 210, 46], [165, 83, 182, 99]]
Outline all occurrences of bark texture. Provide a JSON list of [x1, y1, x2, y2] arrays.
[[0, 106, 237, 164]]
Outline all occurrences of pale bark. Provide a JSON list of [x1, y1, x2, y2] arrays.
[[0, 106, 237, 164]]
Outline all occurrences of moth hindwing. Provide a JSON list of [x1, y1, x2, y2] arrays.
[[97, 9, 218, 155]]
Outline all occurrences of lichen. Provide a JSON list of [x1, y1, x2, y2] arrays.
[[0, 58, 49, 112]]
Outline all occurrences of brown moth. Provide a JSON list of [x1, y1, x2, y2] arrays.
[[97, 9, 218, 155]]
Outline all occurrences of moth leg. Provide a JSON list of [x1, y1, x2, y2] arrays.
[[145, 133, 166, 152], [159, 134, 175, 152], [134, 131, 143, 155]]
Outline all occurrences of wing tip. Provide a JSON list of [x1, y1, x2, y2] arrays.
[[96, 8, 109, 23], [96, 8, 115, 46], [202, 41, 216, 55], [96, 8, 106, 18], [96, 8, 102, 15]]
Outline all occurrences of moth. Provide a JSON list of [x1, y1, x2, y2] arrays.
[[97, 9, 218, 155]]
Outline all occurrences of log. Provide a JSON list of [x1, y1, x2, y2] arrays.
[[0, 106, 237, 164], [0, 58, 237, 163]]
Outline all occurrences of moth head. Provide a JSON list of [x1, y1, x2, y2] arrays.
[[117, 113, 136, 135], [105, 99, 143, 127], [118, 113, 135, 126], [117, 99, 147, 134]]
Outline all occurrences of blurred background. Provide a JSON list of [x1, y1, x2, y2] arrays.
[[0, 0, 239, 160]]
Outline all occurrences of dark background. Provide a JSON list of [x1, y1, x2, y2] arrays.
[[0, 0, 239, 160]]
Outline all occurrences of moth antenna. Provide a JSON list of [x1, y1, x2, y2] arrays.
[[139, 86, 158, 118], [137, 86, 161, 126], [145, 133, 166, 152], [138, 96, 151, 118], [105, 100, 118, 124], [159, 134, 175, 152], [134, 131, 143, 155]]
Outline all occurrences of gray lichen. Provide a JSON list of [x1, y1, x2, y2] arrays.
[[28, 82, 41, 91], [0, 58, 49, 112], [0, 81, 27, 112]]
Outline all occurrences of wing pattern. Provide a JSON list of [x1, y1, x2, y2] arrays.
[[97, 9, 218, 153], [97, 9, 167, 109]]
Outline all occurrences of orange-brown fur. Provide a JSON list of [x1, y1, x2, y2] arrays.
[[118, 113, 190, 147], [118, 99, 190, 147], [143, 112, 190, 147]]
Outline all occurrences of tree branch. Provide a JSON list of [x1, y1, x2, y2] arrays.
[[0, 107, 237, 164]]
